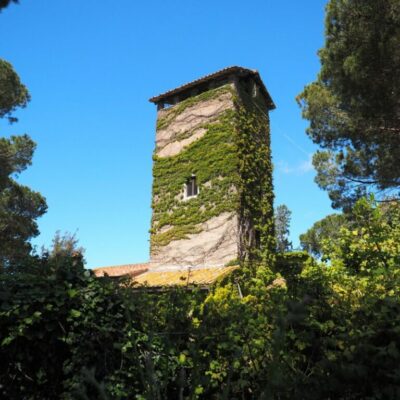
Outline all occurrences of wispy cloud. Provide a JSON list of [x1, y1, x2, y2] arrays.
[[277, 133, 314, 175], [277, 155, 313, 175], [298, 157, 313, 173], [283, 134, 310, 157]]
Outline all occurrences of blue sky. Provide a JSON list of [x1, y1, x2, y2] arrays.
[[0, 0, 333, 268]]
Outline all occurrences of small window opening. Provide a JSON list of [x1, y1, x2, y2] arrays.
[[252, 83, 258, 98], [255, 230, 261, 248], [164, 102, 173, 109], [185, 176, 198, 198]]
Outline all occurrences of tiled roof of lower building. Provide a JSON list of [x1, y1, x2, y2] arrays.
[[133, 266, 239, 287], [93, 263, 239, 288], [93, 263, 149, 278]]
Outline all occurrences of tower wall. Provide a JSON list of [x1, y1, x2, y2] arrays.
[[149, 68, 275, 269], [234, 82, 275, 265], [150, 84, 240, 268]]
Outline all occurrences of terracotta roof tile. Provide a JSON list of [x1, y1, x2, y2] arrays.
[[93, 263, 149, 278]]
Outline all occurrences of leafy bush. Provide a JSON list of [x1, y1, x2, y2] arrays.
[[1, 198, 400, 399]]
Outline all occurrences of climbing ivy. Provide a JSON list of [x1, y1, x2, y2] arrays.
[[235, 88, 275, 267], [151, 83, 275, 265], [151, 110, 239, 249], [156, 85, 235, 131]]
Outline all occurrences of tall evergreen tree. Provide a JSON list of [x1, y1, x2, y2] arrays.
[[0, 0, 18, 12], [297, 0, 400, 210], [300, 213, 346, 257], [274, 204, 292, 253], [0, 60, 47, 268]]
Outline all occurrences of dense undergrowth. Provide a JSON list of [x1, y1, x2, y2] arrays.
[[1, 198, 400, 399]]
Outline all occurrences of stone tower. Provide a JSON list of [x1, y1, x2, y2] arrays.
[[149, 66, 275, 269]]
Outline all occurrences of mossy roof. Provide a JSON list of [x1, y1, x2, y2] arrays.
[[133, 266, 239, 287], [93, 263, 238, 288]]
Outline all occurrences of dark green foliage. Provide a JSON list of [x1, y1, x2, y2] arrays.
[[0, 59, 30, 123], [275, 251, 310, 283], [2, 199, 400, 399], [0, 176, 47, 268], [297, 0, 400, 209], [0, 253, 89, 399], [0, 0, 18, 11], [0, 134, 35, 188], [0, 62, 47, 268], [0, 253, 205, 399]]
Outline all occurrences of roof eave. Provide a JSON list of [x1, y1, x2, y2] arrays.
[[149, 66, 275, 110]]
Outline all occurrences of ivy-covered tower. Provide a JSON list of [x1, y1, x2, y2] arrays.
[[149, 66, 275, 269]]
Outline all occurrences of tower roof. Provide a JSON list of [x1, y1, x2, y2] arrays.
[[149, 66, 275, 109]]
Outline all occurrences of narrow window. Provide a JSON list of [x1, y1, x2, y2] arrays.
[[252, 83, 258, 98], [255, 230, 261, 248], [164, 102, 173, 109], [185, 176, 198, 198]]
